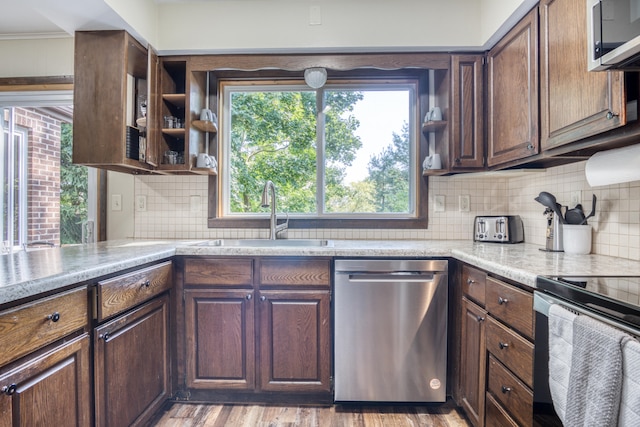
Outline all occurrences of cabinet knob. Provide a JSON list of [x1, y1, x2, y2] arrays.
[[141, 280, 151, 288], [260, 296, 267, 302], [476, 315, 485, 322], [501, 385, 512, 394], [526, 143, 534, 151], [499, 341, 509, 350], [467, 279, 475, 285], [498, 297, 509, 305], [2, 384, 17, 396], [606, 111, 619, 120], [246, 294, 252, 300], [46, 312, 60, 322], [455, 158, 461, 164], [99, 332, 111, 341]]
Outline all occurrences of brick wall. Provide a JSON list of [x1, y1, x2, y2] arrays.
[[14, 107, 61, 245]]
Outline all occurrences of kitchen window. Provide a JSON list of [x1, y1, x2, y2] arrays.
[[215, 76, 427, 228]]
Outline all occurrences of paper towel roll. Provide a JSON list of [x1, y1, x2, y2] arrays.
[[585, 143, 640, 187]]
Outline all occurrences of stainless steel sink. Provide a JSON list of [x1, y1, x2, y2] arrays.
[[197, 239, 333, 247]]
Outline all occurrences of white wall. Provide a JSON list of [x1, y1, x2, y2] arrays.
[[107, 171, 135, 240], [0, 38, 74, 78]]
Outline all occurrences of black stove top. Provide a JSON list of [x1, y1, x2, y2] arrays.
[[536, 275, 640, 331]]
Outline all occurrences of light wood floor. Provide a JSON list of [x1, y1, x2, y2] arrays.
[[151, 400, 471, 427]]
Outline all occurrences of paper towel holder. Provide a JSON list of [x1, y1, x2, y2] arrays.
[[585, 143, 640, 187]]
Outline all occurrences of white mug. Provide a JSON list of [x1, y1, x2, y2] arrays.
[[430, 107, 442, 121], [196, 153, 212, 168], [423, 153, 442, 170], [200, 108, 217, 124]]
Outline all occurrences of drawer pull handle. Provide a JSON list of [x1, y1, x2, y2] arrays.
[[467, 279, 475, 285], [499, 341, 509, 349], [141, 280, 151, 288], [2, 384, 17, 396], [476, 315, 485, 322], [46, 312, 60, 322], [498, 297, 509, 305], [99, 332, 111, 341], [501, 385, 512, 394]]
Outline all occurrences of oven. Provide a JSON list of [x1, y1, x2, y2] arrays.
[[533, 275, 640, 425]]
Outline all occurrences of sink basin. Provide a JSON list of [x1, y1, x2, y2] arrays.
[[197, 239, 333, 248]]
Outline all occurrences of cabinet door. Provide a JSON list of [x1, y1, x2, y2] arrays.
[[451, 55, 485, 170], [258, 290, 331, 393], [459, 296, 487, 427], [487, 8, 539, 167], [540, 0, 625, 151], [184, 289, 255, 390], [94, 296, 170, 427], [0, 334, 91, 427]]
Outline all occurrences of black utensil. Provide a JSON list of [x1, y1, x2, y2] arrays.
[[580, 194, 597, 225], [535, 192, 567, 224], [565, 203, 586, 224]]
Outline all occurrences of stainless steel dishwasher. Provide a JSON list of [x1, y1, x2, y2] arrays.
[[334, 259, 448, 403]]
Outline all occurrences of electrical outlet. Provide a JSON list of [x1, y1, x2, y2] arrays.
[[136, 195, 147, 212], [459, 195, 470, 212], [570, 191, 582, 207], [111, 194, 122, 211], [190, 195, 201, 213], [434, 195, 445, 212]]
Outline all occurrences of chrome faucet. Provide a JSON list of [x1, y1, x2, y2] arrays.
[[261, 180, 289, 240]]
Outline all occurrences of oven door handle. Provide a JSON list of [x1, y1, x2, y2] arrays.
[[534, 291, 640, 337]]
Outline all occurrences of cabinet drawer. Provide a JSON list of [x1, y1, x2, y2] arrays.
[[184, 258, 253, 287], [0, 287, 88, 367], [487, 355, 533, 427], [486, 316, 534, 388], [485, 392, 519, 427], [486, 277, 534, 338], [258, 258, 331, 288], [461, 265, 486, 305], [97, 261, 172, 321]]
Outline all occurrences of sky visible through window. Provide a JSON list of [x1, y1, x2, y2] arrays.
[[343, 90, 410, 183]]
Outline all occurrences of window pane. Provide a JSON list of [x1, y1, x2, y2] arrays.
[[228, 90, 317, 214], [324, 89, 412, 214]]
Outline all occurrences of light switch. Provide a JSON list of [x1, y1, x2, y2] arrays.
[[434, 195, 445, 212], [136, 195, 147, 212], [309, 6, 322, 25], [111, 194, 122, 211], [190, 195, 201, 213]]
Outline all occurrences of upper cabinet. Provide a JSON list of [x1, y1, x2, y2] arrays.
[[486, 7, 539, 168], [73, 31, 157, 173], [539, 0, 625, 152], [450, 55, 485, 170]]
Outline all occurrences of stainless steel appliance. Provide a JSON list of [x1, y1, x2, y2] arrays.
[[588, 0, 640, 70], [334, 259, 448, 402], [533, 275, 640, 425], [473, 215, 524, 243]]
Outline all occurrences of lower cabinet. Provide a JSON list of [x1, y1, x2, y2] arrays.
[[0, 334, 92, 426], [182, 256, 332, 399], [456, 263, 535, 427], [94, 295, 170, 427]]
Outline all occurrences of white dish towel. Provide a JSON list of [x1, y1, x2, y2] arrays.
[[619, 338, 640, 426], [565, 313, 631, 427], [548, 303, 577, 424]]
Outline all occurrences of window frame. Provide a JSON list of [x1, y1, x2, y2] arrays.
[[198, 54, 444, 230], [219, 78, 420, 221]]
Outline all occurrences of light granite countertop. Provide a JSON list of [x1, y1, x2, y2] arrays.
[[2, 239, 639, 307]]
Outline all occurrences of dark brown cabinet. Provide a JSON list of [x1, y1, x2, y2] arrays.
[[92, 261, 172, 427], [182, 257, 332, 399], [539, 0, 626, 151], [459, 296, 487, 427], [94, 296, 170, 427], [73, 30, 158, 173], [487, 7, 539, 167], [0, 334, 91, 426], [450, 54, 485, 170]]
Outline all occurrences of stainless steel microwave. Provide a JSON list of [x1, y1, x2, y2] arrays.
[[588, 0, 640, 70]]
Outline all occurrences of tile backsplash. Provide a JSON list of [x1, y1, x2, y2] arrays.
[[133, 160, 640, 261]]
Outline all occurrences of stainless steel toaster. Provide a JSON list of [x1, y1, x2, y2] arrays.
[[474, 215, 524, 243]]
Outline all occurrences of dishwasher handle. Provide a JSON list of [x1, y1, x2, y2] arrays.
[[344, 272, 442, 283]]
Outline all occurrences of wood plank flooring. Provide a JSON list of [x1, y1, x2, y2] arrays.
[[151, 400, 471, 427]]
